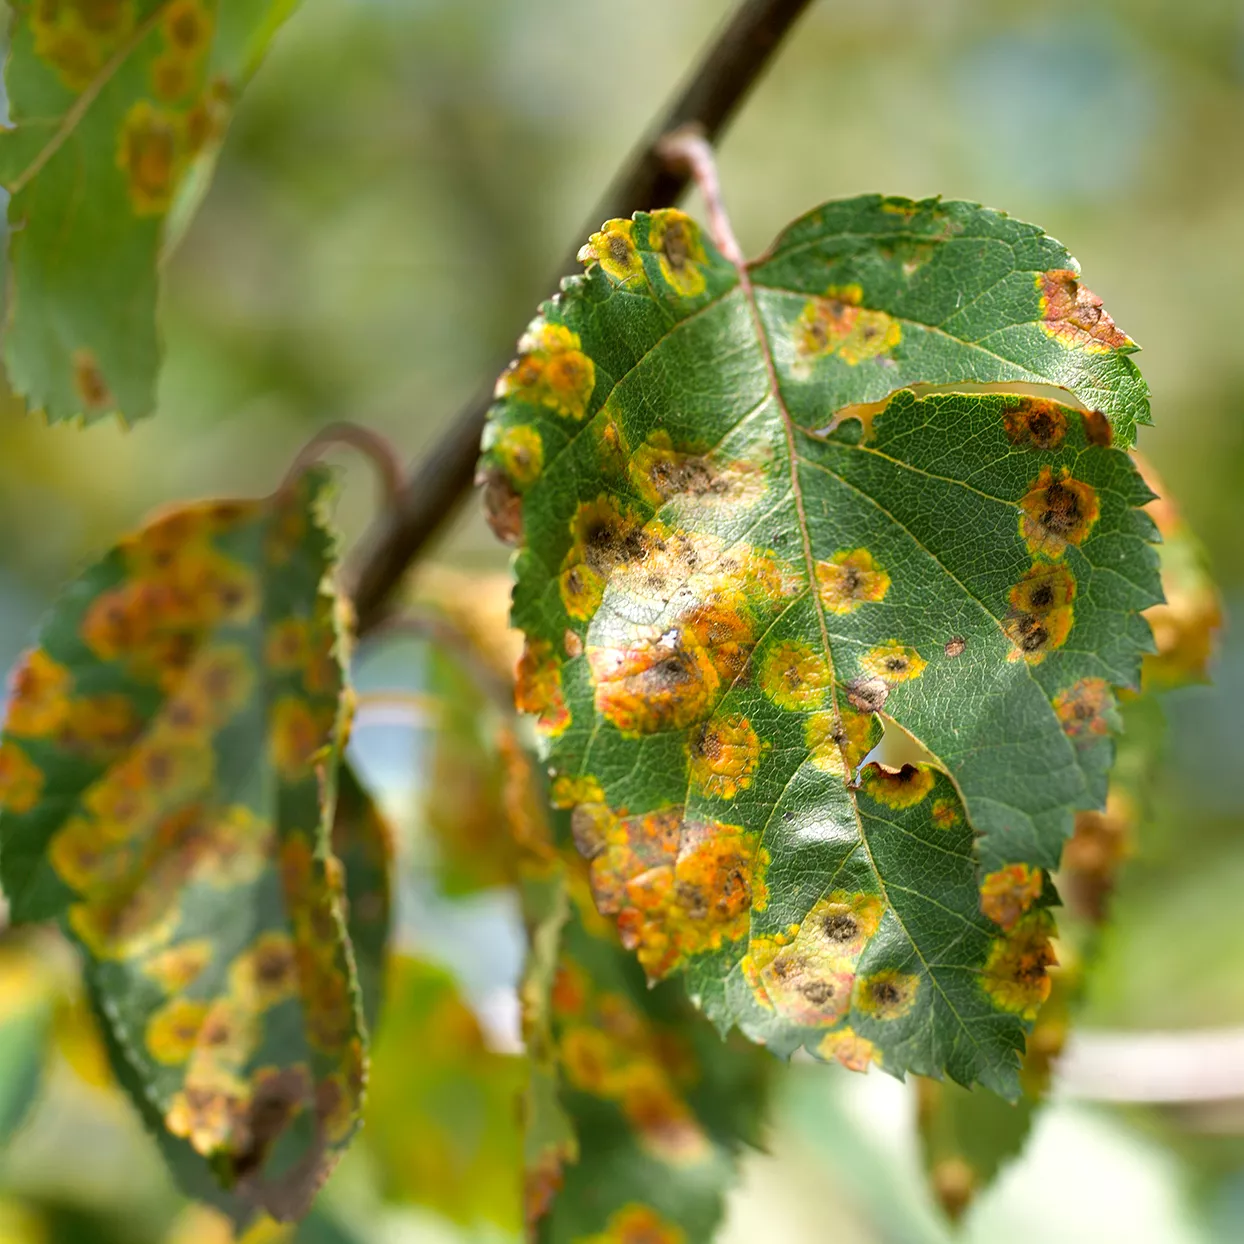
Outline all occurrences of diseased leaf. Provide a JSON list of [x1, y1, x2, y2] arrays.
[[0, 0, 299, 423], [0, 469, 364, 1222], [481, 199, 1162, 1095]]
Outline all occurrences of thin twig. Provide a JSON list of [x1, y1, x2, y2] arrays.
[[346, 0, 817, 634], [281, 421, 405, 509]]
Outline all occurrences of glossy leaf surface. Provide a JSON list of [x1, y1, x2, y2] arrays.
[[481, 199, 1161, 1095], [0, 470, 363, 1221], [0, 0, 298, 423]]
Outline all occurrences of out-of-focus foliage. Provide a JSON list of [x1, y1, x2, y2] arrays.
[[483, 198, 1159, 1095], [0, 0, 299, 424]]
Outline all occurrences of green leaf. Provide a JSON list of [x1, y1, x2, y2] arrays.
[[481, 199, 1162, 1096], [530, 883, 770, 1244], [0, 0, 299, 423], [0, 939, 57, 1148], [0, 469, 364, 1222]]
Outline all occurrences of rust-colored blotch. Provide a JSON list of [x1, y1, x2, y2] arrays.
[[855, 969, 919, 1020], [982, 909, 1056, 1019], [860, 763, 935, 810], [1053, 677, 1111, 738], [515, 639, 571, 736], [588, 629, 718, 737], [1002, 397, 1068, 451], [648, 209, 707, 298], [1003, 561, 1076, 663], [816, 548, 891, 615], [816, 1026, 877, 1072], [860, 641, 926, 684], [804, 707, 879, 779], [1018, 466, 1101, 558], [759, 639, 830, 711], [1037, 269, 1133, 354], [578, 218, 645, 285], [794, 285, 902, 368], [979, 863, 1044, 931], [687, 714, 762, 800], [495, 321, 595, 421]]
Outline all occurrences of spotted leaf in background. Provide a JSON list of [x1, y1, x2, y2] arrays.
[[481, 198, 1162, 1095], [0, 0, 300, 423], [0, 469, 365, 1222]]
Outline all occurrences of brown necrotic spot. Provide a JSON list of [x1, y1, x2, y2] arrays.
[[1018, 466, 1101, 558], [982, 909, 1056, 1019], [627, 431, 767, 511], [1003, 561, 1076, 662], [846, 675, 889, 715], [944, 636, 966, 658], [860, 641, 926, 684], [1053, 677, 1111, 738], [578, 218, 645, 285], [855, 969, 919, 1020], [861, 763, 935, 810], [805, 707, 878, 779], [1037, 270, 1133, 353], [477, 466, 523, 546], [1002, 398, 1068, 450], [648, 209, 707, 297], [816, 548, 890, 615]]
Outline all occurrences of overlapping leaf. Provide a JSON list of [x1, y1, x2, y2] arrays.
[[0, 0, 299, 423], [480, 198, 1162, 1095], [0, 469, 365, 1221]]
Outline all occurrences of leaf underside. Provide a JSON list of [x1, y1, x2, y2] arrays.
[[0, 469, 367, 1222], [0, 0, 297, 423], [481, 196, 1162, 1096]]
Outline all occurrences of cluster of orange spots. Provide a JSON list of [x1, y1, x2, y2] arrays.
[[583, 1204, 687, 1244], [648, 210, 707, 298], [515, 639, 571, 736], [1053, 678, 1111, 738], [0, 741, 44, 814], [269, 696, 335, 782], [793, 286, 902, 371], [491, 424, 544, 488], [979, 864, 1044, 931], [855, 969, 920, 1020], [744, 891, 886, 1027], [816, 548, 891, 615], [31, 0, 135, 92], [687, 713, 762, 799], [1037, 270, 1133, 354], [5, 648, 72, 737], [550, 773, 605, 811], [626, 431, 767, 512], [860, 763, 935, 810], [496, 321, 596, 422], [860, 641, 926, 685], [151, 0, 212, 102], [116, 99, 190, 216], [1003, 561, 1076, 663], [1061, 789, 1135, 922], [578, 218, 646, 286], [143, 940, 213, 992], [557, 974, 708, 1166], [1002, 398, 1068, 451], [804, 707, 878, 780], [1018, 466, 1101, 559], [930, 797, 961, 829], [576, 802, 767, 979], [760, 639, 831, 710], [981, 909, 1056, 1019], [816, 1026, 877, 1072]]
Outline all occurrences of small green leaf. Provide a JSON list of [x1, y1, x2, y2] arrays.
[[0, 0, 299, 423], [482, 200, 1162, 1095], [0, 469, 364, 1221]]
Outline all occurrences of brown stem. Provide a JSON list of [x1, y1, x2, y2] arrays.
[[282, 422, 405, 509], [346, 0, 817, 635]]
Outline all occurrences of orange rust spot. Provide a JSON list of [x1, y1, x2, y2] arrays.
[[687, 713, 761, 799], [32, 0, 136, 92], [930, 797, 961, 829], [0, 741, 45, 815], [559, 563, 605, 621], [861, 763, 935, 810], [1054, 677, 1111, 738], [1002, 397, 1068, 450], [550, 962, 588, 1017], [854, 969, 919, 1020], [1083, 408, 1113, 447], [816, 548, 890, 615], [495, 321, 595, 421], [69, 885, 179, 961], [1004, 561, 1076, 663], [681, 597, 755, 685], [146, 998, 209, 1066], [163, 0, 212, 55], [117, 99, 185, 216], [564, 629, 584, 658], [550, 773, 605, 810], [805, 707, 878, 779], [648, 209, 707, 298], [982, 909, 1056, 1019], [584, 1203, 686, 1244], [515, 639, 571, 736], [794, 286, 902, 369], [72, 348, 112, 413], [1018, 466, 1100, 558], [578, 218, 645, 286], [588, 628, 718, 737], [492, 424, 544, 487], [980, 864, 1043, 931], [760, 639, 830, 711], [151, 50, 191, 101], [1062, 789, 1135, 922], [627, 431, 767, 511], [5, 648, 72, 737], [752, 891, 886, 1027], [559, 496, 647, 619], [1037, 270, 1133, 353], [143, 940, 213, 992], [860, 640, 926, 684], [269, 697, 332, 781], [618, 1063, 710, 1165], [816, 1026, 877, 1072]]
